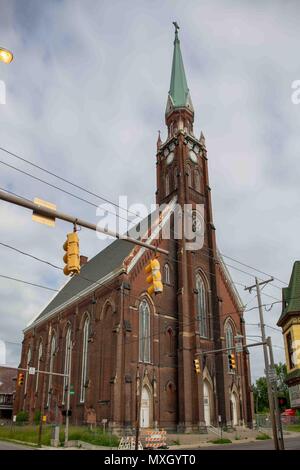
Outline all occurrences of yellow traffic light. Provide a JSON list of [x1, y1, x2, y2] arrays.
[[18, 372, 24, 386], [228, 353, 236, 371], [63, 232, 80, 276], [194, 358, 201, 374], [145, 258, 163, 295]]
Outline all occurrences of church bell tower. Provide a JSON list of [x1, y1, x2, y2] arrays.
[[156, 23, 226, 431]]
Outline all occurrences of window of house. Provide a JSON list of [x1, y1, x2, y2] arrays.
[[225, 321, 235, 371], [186, 164, 192, 187], [35, 341, 43, 393], [196, 274, 208, 338], [174, 166, 178, 189], [47, 335, 56, 407], [164, 263, 171, 285], [62, 327, 72, 405], [139, 299, 150, 363], [80, 317, 90, 403], [165, 172, 170, 196], [286, 331, 295, 369], [24, 347, 31, 395], [194, 170, 201, 192]]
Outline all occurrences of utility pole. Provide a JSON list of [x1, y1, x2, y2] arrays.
[[267, 336, 285, 450], [244, 277, 283, 450]]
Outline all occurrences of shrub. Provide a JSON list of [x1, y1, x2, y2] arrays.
[[256, 433, 271, 440], [210, 438, 232, 444], [33, 411, 41, 425], [16, 411, 29, 424]]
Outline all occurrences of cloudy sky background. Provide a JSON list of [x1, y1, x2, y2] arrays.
[[0, 0, 300, 381]]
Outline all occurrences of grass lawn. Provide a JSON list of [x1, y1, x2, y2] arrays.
[[0, 425, 119, 447], [256, 433, 271, 440], [287, 424, 300, 433]]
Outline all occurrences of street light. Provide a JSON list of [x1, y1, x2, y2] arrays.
[[0, 47, 13, 64]]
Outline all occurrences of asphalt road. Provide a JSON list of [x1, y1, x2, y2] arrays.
[[0, 441, 34, 450], [201, 435, 300, 450]]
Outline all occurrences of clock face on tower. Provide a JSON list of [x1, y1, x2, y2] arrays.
[[166, 152, 174, 165], [189, 149, 198, 164]]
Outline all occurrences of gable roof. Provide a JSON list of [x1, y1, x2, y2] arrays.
[[25, 210, 161, 331], [277, 261, 300, 326]]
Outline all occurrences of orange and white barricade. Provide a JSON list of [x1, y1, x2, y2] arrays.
[[142, 430, 167, 449]]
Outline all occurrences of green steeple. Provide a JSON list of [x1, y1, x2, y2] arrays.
[[166, 23, 194, 115], [277, 261, 300, 326]]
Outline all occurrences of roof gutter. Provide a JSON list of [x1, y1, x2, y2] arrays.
[[23, 267, 126, 334]]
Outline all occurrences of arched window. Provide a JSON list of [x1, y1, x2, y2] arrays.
[[225, 321, 235, 371], [196, 274, 208, 338], [139, 299, 150, 363], [186, 164, 192, 187], [164, 263, 170, 285], [80, 316, 90, 403], [166, 327, 175, 355], [47, 334, 56, 407], [24, 347, 31, 395], [174, 166, 178, 189], [194, 170, 201, 192], [62, 327, 72, 405], [165, 172, 170, 196], [35, 341, 43, 393], [225, 322, 234, 350]]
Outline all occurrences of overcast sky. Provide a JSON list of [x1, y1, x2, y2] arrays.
[[0, 0, 299, 381]]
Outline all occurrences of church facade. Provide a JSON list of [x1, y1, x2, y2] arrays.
[[14, 28, 253, 432]]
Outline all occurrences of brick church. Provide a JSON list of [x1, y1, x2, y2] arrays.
[[15, 27, 253, 432]]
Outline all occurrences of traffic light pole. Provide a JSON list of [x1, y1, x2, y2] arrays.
[[244, 277, 283, 451], [0, 189, 169, 255]]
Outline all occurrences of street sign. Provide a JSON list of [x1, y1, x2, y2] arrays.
[[32, 198, 56, 227], [28, 367, 36, 375], [268, 368, 277, 382], [235, 342, 243, 353]]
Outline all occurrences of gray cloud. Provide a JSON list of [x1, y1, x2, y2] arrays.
[[1, 0, 299, 381]]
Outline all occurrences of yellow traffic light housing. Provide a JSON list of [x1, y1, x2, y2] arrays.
[[194, 358, 201, 374], [18, 372, 24, 386], [145, 258, 163, 295], [228, 353, 236, 371], [63, 232, 80, 276]]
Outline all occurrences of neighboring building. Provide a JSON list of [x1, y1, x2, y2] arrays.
[[0, 366, 17, 420], [14, 27, 253, 432], [277, 261, 300, 408]]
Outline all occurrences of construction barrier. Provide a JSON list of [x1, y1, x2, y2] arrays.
[[142, 430, 168, 449], [118, 436, 143, 450]]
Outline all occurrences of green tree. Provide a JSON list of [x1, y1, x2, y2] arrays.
[[253, 362, 289, 412]]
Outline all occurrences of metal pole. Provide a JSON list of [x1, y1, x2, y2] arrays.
[[245, 277, 279, 450], [0, 189, 169, 255], [267, 336, 285, 450], [64, 341, 72, 446]]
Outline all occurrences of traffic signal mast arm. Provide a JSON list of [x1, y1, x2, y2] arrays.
[[194, 340, 267, 357], [0, 189, 169, 256]]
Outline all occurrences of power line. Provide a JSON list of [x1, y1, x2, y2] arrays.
[[0, 274, 59, 292], [0, 145, 141, 220], [0, 146, 289, 291]]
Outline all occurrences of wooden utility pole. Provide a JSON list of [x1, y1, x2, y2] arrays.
[[245, 277, 284, 450]]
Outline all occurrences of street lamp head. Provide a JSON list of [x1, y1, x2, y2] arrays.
[[0, 47, 13, 64]]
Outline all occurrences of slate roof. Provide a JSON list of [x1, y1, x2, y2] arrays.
[[34, 238, 133, 324], [30, 212, 156, 327], [277, 261, 300, 326], [0, 367, 17, 394]]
